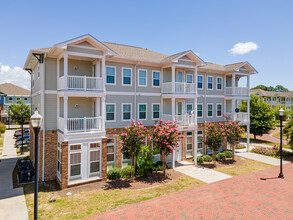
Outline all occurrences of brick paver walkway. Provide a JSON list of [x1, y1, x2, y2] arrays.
[[87, 163, 293, 220]]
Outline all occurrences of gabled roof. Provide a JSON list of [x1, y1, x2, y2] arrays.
[[250, 89, 293, 97], [161, 50, 205, 66], [0, 83, 30, 96], [199, 61, 257, 74]]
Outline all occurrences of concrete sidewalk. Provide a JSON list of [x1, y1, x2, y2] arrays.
[[0, 130, 28, 220], [175, 164, 232, 183]]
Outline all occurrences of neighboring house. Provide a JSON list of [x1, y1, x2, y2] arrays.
[[250, 89, 293, 110], [23, 34, 257, 189], [0, 83, 31, 124]]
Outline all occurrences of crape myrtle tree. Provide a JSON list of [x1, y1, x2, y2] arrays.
[[240, 94, 275, 139], [150, 120, 183, 176], [120, 120, 147, 181], [9, 100, 30, 124]]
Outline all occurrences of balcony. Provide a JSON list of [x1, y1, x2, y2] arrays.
[[226, 112, 249, 124], [58, 116, 103, 133], [225, 87, 249, 97], [162, 82, 196, 94], [58, 75, 103, 91], [286, 101, 292, 106], [162, 114, 196, 126]]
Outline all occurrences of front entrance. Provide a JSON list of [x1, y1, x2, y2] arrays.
[[175, 141, 182, 161]]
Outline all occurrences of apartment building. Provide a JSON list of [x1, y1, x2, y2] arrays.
[[250, 89, 293, 109], [24, 34, 257, 189]]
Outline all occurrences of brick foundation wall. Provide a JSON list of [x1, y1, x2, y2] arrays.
[[59, 141, 68, 189]]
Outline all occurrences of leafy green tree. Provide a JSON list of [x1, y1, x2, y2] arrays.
[[8, 100, 31, 124], [273, 85, 289, 92], [272, 105, 290, 120], [240, 94, 275, 139], [252, 85, 269, 91], [283, 119, 293, 149], [135, 145, 154, 177]]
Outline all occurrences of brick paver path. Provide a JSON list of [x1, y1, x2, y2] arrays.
[[250, 127, 289, 145], [87, 163, 293, 220]]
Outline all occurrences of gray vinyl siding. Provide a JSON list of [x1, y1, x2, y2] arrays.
[[67, 46, 104, 56], [163, 68, 171, 83], [67, 97, 94, 118], [205, 97, 225, 122], [59, 59, 93, 77], [45, 94, 57, 130], [177, 59, 196, 66], [197, 72, 225, 96], [45, 58, 57, 90], [136, 65, 161, 93], [163, 99, 171, 115], [32, 63, 41, 94], [32, 94, 41, 113]]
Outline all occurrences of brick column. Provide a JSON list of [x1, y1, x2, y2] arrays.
[[60, 141, 68, 189], [101, 138, 108, 180]]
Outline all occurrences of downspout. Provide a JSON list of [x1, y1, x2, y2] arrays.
[[41, 59, 46, 183]]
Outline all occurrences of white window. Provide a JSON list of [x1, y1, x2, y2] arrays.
[[197, 131, 203, 155], [186, 104, 193, 114], [217, 77, 223, 90], [197, 104, 203, 118], [8, 97, 12, 101], [207, 104, 213, 117], [152, 71, 160, 87], [122, 68, 132, 86], [198, 75, 203, 89], [216, 104, 222, 117], [89, 143, 100, 177], [69, 144, 82, 180], [138, 104, 147, 120], [186, 74, 193, 83], [107, 138, 115, 170], [106, 104, 115, 121], [138, 69, 147, 87], [106, 66, 116, 84], [57, 142, 62, 179], [186, 131, 193, 158], [207, 76, 213, 90], [152, 103, 160, 120], [122, 103, 132, 121]]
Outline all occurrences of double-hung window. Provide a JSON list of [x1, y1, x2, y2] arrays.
[[216, 104, 222, 117], [122, 68, 132, 85], [122, 104, 131, 121], [186, 74, 193, 83], [138, 104, 147, 120], [186, 131, 193, 157], [138, 69, 147, 86], [106, 66, 116, 84], [217, 77, 222, 90], [197, 131, 203, 155], [89, 143, 100, 177], [207, 104, 213, 117], [197, 104, 203, 117], [152, 104, 160, 120], [207, 76, 213, 90], [106, 104, 115, 121], [197, 75, 203, 89], [107, 138, 115, 170], [69, 144, 82, 179], [153, 71, 160, 87], [186, 104, 193, 114]]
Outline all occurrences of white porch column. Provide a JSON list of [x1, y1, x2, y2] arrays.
[[232, 73, 235, 95], [193, 98, 197, 125], [247, 75, 250, 95], [64, 52, 68, 89], [171, 65, 175, 93], [246, 125, 250, 152], [171, 97, 175, 121], [64, 96, 68, 133], [102, 96, 106, 130], [96, 97, 100, 117], [102, 57, 106, 91], [194, 128, 198, 165], [57, 96, 60, 118], [194, 66, 198, 92], [161, 97, 163, 119], [224, 74, 226, 95], [172, 149, 176, 169], [95, 60, 101, 77]]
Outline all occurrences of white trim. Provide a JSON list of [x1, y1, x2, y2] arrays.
[[152, 103, 160, 120], [207, 76, 213, 90], [138, 103, 147, 120], [88, 142, 102, 178], [207, 103, 213, 118], [197, 75, 203, 90], [68, 143, 82, 180], [197, 103, 203, 118], [216, 77, 223, 91], [138, 69, 147, 87], [105, 103, 116, 122], [69, 44, 102, 51], [67, 51, 104, 59], [152, 70, 161, 88], [106, 91, 161, 96], [105, 66, 116, 85], [106, 137, 116, 170], [216, 103, 223, 117], [186, 131, 193, 158], [121, 103, 132, 121], [122, 67, 132, 86]]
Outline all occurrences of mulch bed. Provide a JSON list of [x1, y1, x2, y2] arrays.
[[200, 156, 245, 169]]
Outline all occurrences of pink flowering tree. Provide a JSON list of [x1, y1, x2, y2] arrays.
[[204, 122, 226, 164], [223, 114, 245, 160], [119, 120, 147, 180], [151, 120, 183, 176]]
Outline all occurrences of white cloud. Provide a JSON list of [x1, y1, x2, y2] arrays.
[[0, 62, 30, 90], [229, 42, 259, 55]]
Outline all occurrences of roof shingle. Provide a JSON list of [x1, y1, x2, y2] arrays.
[[0, 83, 30, 96]]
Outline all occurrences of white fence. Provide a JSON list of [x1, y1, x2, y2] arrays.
[[58, 75, 103, 91], [58, 117, 103, 133], [162, 82, 196, 94], [225, 87, 249, 96], [162, 114, 196, 126]]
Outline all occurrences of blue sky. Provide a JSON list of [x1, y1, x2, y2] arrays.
[[0, 0, 292, 90]]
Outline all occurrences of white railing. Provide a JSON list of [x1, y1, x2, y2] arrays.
[[67, 117, 103, 132], [226, 112, 249, 124], [286, 101, 292, 106], [58, 75, 103, 91], [225, 87, 249, 96], [57, 117, 64, 132], [0, 110, 8, 116], [271, 101, 278, 105], [161, 114, 196, 126], [162, 82, 196, 94]]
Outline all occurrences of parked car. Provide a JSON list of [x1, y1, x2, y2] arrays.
[[14, 129, 30, 138], [16, 134, 30, 141], [16, 159, 34, 183], [15, 138, 30, 146]]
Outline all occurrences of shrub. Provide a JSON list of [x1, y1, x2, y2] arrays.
[[236, 144, 246, 149], [136, 145, 155, 177], [121, 166, 131, 178], [197, 156, 204, 164], [223, 150, 233, 158], [203, 155, 213, 162], [107, 167, 122, 180], [216, 152, 226, 161], [0, 123, 6, 133], [153, 161, 168, 171]]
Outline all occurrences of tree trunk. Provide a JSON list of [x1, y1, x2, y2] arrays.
[[232, 144, 235, 161], [130, 156, 135, 182], [254, 134, 256, 140], [213, 150, 217, 165], [161, 151, 166, 176]]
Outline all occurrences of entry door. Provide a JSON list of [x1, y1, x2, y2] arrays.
[[176, 101, 183, 115], [176, 71, 183, 82], [175, 141, 182, 161]]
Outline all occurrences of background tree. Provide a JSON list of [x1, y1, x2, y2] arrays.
[[8, 100, 30, 124], [240, 94, 275, 139], [151, 120, 183, 175], [251, 84, 289, 92], [272, 105, 290, 120], [120, 120, 147, 180], [283, 119, 293, 149], [273, 85, 289, 92]]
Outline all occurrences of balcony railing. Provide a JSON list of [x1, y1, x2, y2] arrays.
[[225, 87, 249, 96], [162, 114, 196, 126], [58, 116, 103, 133], [58, 75, 103, 91], [162, 82, 196, 94], [226, 112, 249, 124]]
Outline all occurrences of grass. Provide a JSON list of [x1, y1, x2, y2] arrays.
[[214, 157, 273, 176], [17, 145, 29, 157], [24, 175, 205, 220]]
